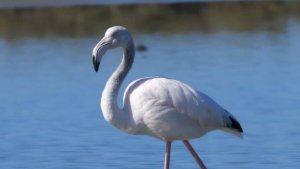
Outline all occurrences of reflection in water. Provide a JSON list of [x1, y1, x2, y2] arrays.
[[0, 2, 299, 39]]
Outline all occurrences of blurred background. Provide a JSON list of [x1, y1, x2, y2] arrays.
[[0, 1, 300, 169]]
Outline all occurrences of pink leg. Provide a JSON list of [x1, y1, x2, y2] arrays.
[[182, 140, 207, 169], [164, 141, 172, 169]]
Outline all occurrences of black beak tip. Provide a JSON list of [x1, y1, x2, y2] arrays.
[[93, 55, 99, 72]]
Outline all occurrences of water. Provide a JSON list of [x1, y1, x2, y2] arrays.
[[1, 7, 300, 169]]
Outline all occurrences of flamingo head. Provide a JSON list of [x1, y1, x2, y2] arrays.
[[92, 26, 133, 72]]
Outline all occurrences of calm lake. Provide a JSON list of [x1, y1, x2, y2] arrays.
[[0, 2, 300, 169]]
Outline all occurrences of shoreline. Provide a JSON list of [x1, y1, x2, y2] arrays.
[[0, 1, 299, 39], [0, 0, 209, 9]]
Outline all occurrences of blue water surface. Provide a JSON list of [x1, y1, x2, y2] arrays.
[[0, 21, 300, 169]]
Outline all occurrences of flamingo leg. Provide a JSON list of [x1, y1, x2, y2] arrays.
[[182, 140, 207, 169], [164, 141, 172, 169]]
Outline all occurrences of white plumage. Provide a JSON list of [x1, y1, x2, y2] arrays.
[[123, 77, 239, 140], [92, 26, 243, 169]]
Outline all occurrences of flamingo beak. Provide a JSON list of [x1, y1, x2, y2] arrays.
[[92, 55, 100, 72], [92, 37, 112, 72]]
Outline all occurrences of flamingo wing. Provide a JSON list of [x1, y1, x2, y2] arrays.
[[123, 77, 242, 140]]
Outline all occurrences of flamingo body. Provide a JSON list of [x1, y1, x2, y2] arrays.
[[122, 77, 240, 141]]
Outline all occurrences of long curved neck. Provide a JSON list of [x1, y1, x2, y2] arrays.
[[101, 41, 135, 132]]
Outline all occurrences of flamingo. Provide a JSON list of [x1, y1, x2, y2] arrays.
[[92, 26, 243, 169]]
